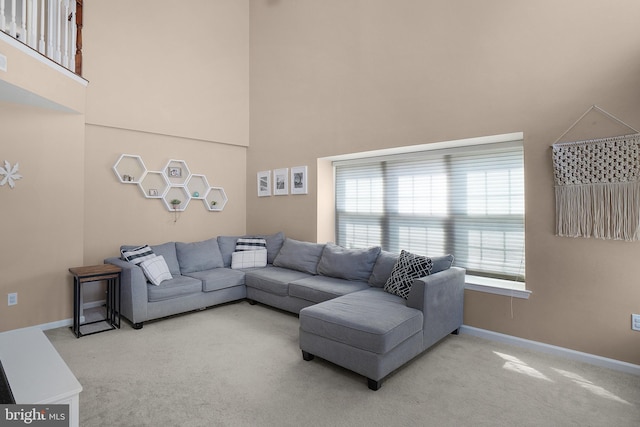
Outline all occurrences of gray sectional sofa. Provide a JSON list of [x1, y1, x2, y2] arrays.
[[104, 232, 465, 390]]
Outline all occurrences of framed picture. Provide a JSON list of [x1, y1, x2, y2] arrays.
[[273, 168, 289, 196], [168, 167, 182, 178], [257, 170, 271, 197], [291, 166, 308, 195]]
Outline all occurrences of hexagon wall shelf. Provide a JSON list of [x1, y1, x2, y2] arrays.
[[139, 171, 169, 198], [114, 154, 226, 212], [113, 154, 146, 184]]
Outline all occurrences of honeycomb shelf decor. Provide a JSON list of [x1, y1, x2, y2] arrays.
[[139, 171, 169, 198], [204, 187, 228, 212], [113, 154, 227, 212], [113, 154, 146, 184], [163, 186, 191, 212], [186, 174, 209, 200], [164, 159, 190, 187]]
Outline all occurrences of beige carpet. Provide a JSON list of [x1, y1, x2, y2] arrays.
[[45, 301, 640, 427]]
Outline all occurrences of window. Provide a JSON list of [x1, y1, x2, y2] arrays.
[[334, 140, 525, 281]]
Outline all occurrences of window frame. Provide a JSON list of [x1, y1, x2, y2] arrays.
[[329, 132, 530, 299]]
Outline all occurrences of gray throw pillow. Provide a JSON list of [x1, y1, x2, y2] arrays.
[[273, 238, 325, 275], [317, 243, 381, 281], [431, 254, 455, 274], [176, 237, 224, 273]]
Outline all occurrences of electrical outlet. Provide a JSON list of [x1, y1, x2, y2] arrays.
[[8, 293, 17, 306], [632, 314, 640, 331]]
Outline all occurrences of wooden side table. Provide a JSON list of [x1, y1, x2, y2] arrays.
[[68, 264, 122, 338]]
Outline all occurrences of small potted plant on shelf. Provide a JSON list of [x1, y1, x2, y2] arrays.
[[170, 199, 181, 209]]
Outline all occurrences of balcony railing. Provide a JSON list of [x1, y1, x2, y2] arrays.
[[0, 0, 82, 75]]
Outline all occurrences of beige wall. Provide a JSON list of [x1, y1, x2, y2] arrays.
[[0, 33, 86, 331], [1, 0, 249, 330], [82, 0, 250, 263], [247, 0, 640, 364], [84, 0, 250, 146], [0, 102, 85, 331]]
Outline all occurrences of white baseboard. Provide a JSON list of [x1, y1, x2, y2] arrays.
[[460, 325, 640, 376], [24, 300, 107, 333]]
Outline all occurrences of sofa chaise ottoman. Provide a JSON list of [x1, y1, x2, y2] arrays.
[[299, 253, 465, 390]]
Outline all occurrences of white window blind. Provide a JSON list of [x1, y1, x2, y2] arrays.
[[335, 141, 525, 280]]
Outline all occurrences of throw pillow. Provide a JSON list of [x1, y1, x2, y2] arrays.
[[231, 249, 268, 269], [121, 245, 156, 265], [139, 255, 173, 286], [235, 237, 267, 252], [316, 243, 381, 281], [384, 250, 433, 299]]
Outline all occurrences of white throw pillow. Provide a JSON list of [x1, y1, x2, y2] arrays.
[[231, 249, 267, 269], [139, 255, 173, 286]]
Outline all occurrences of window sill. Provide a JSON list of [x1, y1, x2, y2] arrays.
[[465, 275, 531, 299]]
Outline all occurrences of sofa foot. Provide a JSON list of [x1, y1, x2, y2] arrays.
[[302, 350, 314, 361], [367, 378, 382, 391], [451, 328, 460, 335], [247, 299, 257, 305], [133, 322, 143, 330]]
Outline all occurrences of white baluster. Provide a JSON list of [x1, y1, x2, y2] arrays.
[[61, 0, 68, 67], [1, 0, 5, 32], [20, 0, 25, 41], [68, 0, 75, 72], [54, 0, 61, 63], [27, 0, 37, 48], [10, 0, 16, 37], [38, 0, 44, 53], [46, 0, 53, 57]]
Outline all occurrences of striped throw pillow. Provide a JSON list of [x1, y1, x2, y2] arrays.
[[121, 245, 156, 265], [235, 238, 267, 252]]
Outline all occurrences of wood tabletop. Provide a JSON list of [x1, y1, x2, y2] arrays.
[[68, 264, 122, 278]]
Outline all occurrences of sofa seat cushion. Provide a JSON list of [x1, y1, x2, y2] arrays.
[[288, 276, 370, 304], [147, 275, 203, 302], [185, 268, 245, 292], [299, 288, 423, 354], [244, 266, 312, 297]]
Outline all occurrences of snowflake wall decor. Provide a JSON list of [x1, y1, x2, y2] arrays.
[[0, 160, 23, 189]]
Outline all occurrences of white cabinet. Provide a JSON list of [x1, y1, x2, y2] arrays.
[[0, 328, 82, 427]]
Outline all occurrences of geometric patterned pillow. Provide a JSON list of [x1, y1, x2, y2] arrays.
[[121, 244, 156, 265], [383, 250, 433, 299], [235, 237, 267, 252], [139, 255, 173, 286]]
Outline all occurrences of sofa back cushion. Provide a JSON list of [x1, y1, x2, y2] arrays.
[[150, 242, 181, 276], [176, 237, 224, 273], [368, 251, 455, 287], [368, 250, 398, 288], [273, 238, 325, 275], [317, 243, 381, 281], [120, 243, 181, 276]]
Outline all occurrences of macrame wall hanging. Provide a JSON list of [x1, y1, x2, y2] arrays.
[[552, 105, 640, 241]]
